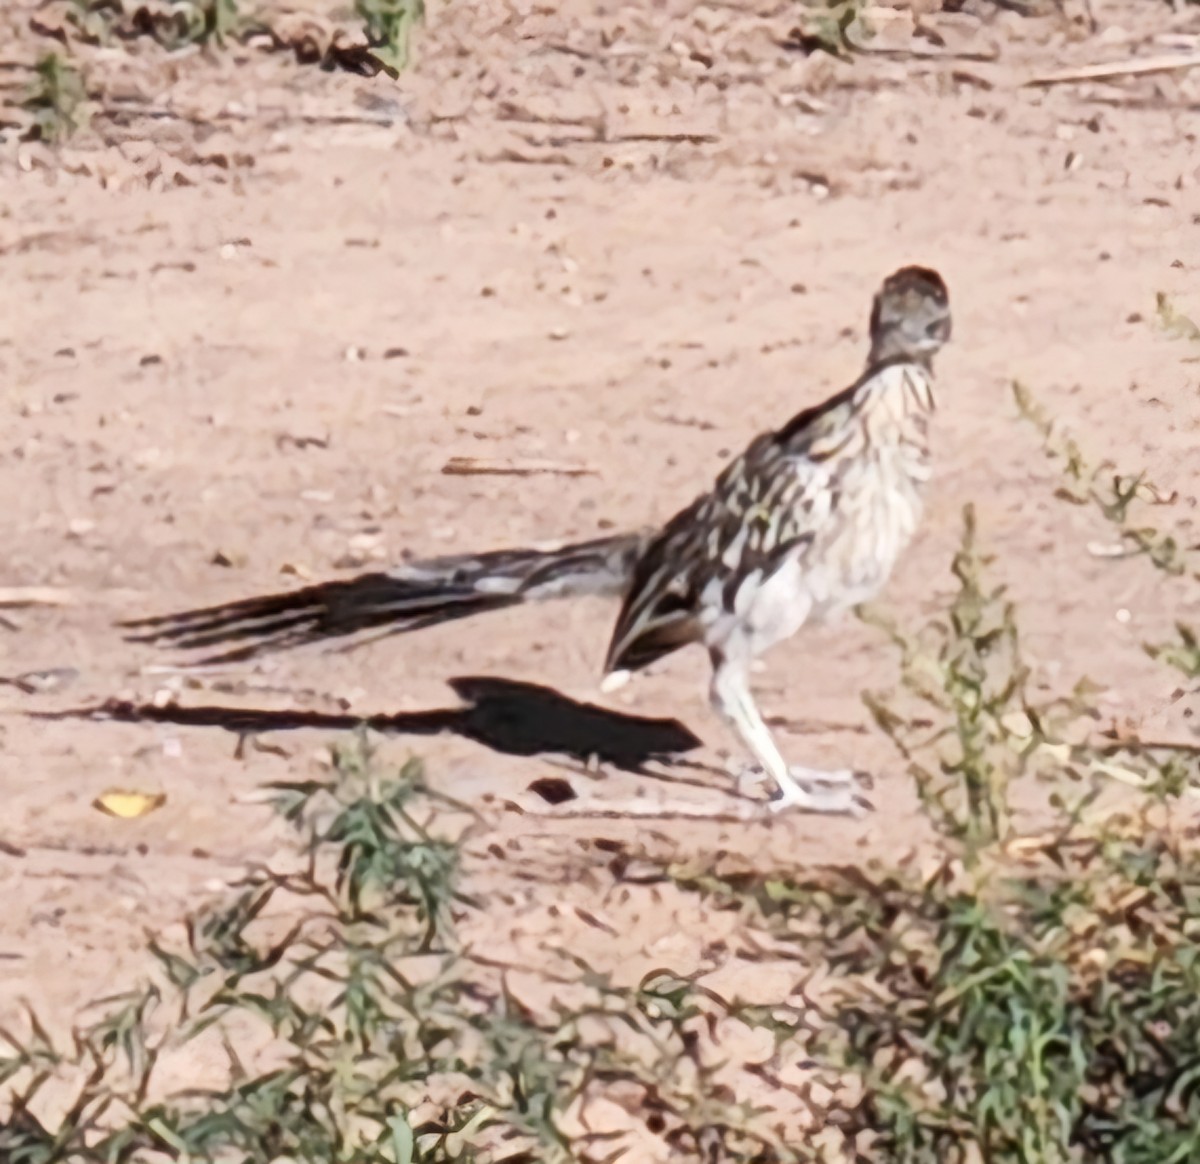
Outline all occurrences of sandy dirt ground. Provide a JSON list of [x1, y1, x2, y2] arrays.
[[2, 0, 1200, 1149]]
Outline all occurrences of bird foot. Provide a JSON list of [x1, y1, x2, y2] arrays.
[[734, 764, 873, 817], [771, 779, 872, 817]]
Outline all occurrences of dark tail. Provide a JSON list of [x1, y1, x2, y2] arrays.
[[122, 532, 648, 664]]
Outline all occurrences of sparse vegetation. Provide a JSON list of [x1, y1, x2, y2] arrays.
[[1015, 380, 1200, 680], [1155, 292, 1200, 344], [676, 802, 1200, 1162], [21, 52, 89, 144], [66, 0, 245, 49], [58, 0, 427, 60], [861, 504, 1046, 853], [356, 0, 427, 70], [0, 735, 805, 1163], [13, 0, 425, 147], [785, 0, 872, 59]]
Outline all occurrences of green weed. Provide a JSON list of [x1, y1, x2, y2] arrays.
[[356, 0, 426, 70], [67, 0, 243, 49], [0, 734, 804, 1162], [21, 52, 89, 144]]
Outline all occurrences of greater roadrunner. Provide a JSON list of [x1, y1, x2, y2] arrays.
[[126, 266, 951, 815]]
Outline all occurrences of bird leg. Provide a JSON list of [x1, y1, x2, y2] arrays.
[[708, 650, 869, 816]]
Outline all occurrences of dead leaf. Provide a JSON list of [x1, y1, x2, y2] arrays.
[[94, 789, 166, 819]]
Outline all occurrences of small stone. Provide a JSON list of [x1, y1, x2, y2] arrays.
[[347, 532, 382, 552]]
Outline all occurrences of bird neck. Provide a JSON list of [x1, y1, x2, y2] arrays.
[[855, 357, 936, 431], [867, 339, 934, 370]]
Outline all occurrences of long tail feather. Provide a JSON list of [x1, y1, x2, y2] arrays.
[[124, 532, 647, 663]]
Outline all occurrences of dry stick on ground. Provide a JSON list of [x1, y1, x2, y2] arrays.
[[548, 132, 721, 146], [1026, 51, 1200, 86], [95, 102, 400, 129], [440, 456, 598, 477], [0, 586, 76, 607]]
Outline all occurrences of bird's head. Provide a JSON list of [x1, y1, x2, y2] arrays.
[[867, 265, 951, 367]]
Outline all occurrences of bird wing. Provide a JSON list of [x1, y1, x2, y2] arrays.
[[602, 380, 866, 675]]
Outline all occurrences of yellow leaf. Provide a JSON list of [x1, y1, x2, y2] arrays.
[[93, 790, 166, 819]]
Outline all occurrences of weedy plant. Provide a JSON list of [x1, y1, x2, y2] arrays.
[[1014, 380, 1200, 680], [785, 0, 871, 59], [66, 0, 244, 48], [0, 733, 806, 1163], [21, 52, 90, 144], [356, 0, 426, 70], [667, 399, 1200, 1161], [1155, 292, 1200, 344], [861, 503, 1048, 854], [54, 0, 422, 76]]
